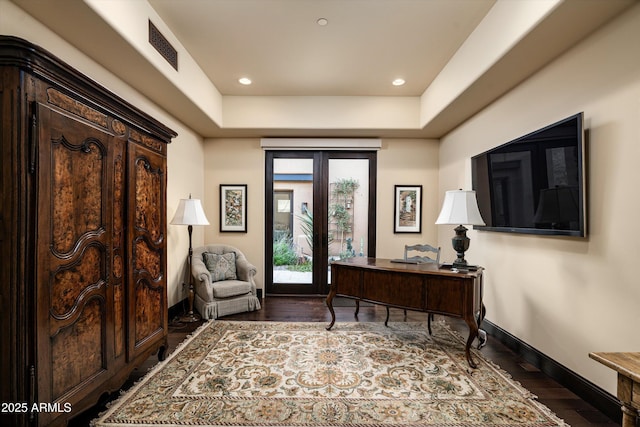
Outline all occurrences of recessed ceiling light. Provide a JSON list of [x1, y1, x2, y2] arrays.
[[317, 18, 328, 26], [238, 77, 252, 85], [392, 78, 406, 86]]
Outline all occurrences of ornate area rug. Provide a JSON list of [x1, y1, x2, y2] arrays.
[[93, 321, 568, 426]]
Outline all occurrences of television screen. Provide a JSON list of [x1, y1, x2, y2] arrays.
[[471, 113, 586, 237]]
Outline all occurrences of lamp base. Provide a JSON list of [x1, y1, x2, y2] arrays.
[[178, 312, 201, 323], [451, 224, 471, 270], [452, 259, 469, 271]]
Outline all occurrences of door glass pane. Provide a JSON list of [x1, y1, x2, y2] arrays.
[[273, 158, 313, 285], [328, 159, 369, 283]]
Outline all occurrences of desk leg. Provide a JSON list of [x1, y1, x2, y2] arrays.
[[477, 303, 488, 349], [326, 287, 337, 330], [619, 375, 639, 427], [621, 404, 638, 427], [463, 315, 479, 369]]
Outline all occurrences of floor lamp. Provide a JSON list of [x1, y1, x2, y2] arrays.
[[170, 195, 209, 322]]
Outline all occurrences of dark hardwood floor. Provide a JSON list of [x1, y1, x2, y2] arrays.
[[70, 296, 620, 426]]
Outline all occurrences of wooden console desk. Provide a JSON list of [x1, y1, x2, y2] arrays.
[[589, 352, 640, 427], [326, 257, 485, 368]]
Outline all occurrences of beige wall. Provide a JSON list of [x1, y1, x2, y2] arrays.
[[203, 138, 440, 292], [438, 4, 640, 396], [203, 139, 266, 291], [2, 0, 207, 308], [377, 139, 440, 258]]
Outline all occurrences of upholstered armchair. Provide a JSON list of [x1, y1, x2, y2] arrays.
[[191, 244, 261, 320]]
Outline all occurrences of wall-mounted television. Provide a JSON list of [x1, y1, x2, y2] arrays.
[[471, 112, 586, 237]]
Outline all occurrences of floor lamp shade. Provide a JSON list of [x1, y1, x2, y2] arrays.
[[436, 190, 485, 270], [170, 197, 210, 226]]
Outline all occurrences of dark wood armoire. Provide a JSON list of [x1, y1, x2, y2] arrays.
[[0, 36, 177, 426]]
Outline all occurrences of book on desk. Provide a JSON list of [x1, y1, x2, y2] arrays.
[[390, 258, 425, 264]]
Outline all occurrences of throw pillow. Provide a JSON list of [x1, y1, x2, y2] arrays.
[[202, 252, 237, 282]]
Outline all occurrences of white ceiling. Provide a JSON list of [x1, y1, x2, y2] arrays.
[[9, 0, 638, 138], [147, 0, 495, 97]]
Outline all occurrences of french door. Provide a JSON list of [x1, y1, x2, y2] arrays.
[[265, 151, 377, 295]]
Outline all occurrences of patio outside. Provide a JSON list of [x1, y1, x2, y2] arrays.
[[273, 158, 369, 285]]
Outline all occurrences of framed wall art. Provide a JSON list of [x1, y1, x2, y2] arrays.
[[220, 184, 247, 232], [394, 185, 422, 233]]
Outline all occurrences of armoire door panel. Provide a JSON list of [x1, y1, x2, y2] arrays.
[[35, 102, 115, 409], [128, 143, 168, 359]]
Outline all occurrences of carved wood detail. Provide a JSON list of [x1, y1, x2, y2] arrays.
[[112, 140, 126, 359], [113, 151, 124, 248], [51, 244, 105, 318], [111, 119, 126, 136], [135, 157, 164, 243], [51, 136, 105, 256], [134, 238, 161, 280], [130, 128, 163, 152], [46, 87, 108, 129]]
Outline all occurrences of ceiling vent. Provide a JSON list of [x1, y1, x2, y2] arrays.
[[149, 20, 178, 70]]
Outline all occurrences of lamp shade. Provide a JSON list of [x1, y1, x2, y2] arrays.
[[533, 186, 579, 225], [435, 190, 485, 226], [170, 197, 210, 226]]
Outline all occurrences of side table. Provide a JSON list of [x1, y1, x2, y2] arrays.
[[589, 352, 640, 427]]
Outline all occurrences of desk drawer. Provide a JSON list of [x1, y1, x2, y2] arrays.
[[426, 277, 465, 316], [333, 265, 362, 297], [362, 270, 424, 309]]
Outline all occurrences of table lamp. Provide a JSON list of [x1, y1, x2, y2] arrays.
[[533, 186, 579, 230], [170, 195, 209, 322], [435, 189, 485, 271]]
